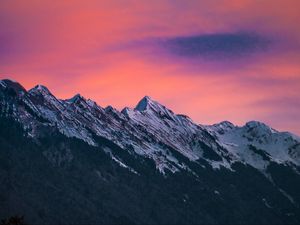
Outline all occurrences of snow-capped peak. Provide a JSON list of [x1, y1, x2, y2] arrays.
[[134, 96, 176, 119], [206, 121, 235, 135], [29, 84, 52, 96], [214, 121, 235, 129], [245, 121, 277, 134], [134, 95, 172, 113], [2, 79, 300, 175], [135, 95, 153, 111], [36, 84, 49, 92], [64, 94, 103, 114], [86, 99, 97, 108], [66, 93, 85, 104], [121, 107, 131, 116], [105, 105, 119, 114]]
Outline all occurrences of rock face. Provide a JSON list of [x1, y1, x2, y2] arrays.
[[0, 79, 300, 225]]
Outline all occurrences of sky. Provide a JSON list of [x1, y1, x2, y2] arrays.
[[1, 0, 300, 134]]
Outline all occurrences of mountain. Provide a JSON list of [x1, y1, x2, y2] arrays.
[[0, 79, 299, 225]]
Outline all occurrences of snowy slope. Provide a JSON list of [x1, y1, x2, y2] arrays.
[[1, 79, 299, 174], [207, 121, 300, 171]]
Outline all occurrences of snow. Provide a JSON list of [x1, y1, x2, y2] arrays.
[[103, 147, 138, 174], [121, 107, 133, 117], [86, 99, 96, 108], [245, 120, 277, 134], [207, 119, 300, 172], [214, 190, 220, 195], [278, 188, 296, 205], [262, 198, 272, 208], [135, 96, 151, 111], [65, 94, 84, 103], [3, 82, 300, 175], [0, 80, 7, 88], [36, 84, 49, 91]]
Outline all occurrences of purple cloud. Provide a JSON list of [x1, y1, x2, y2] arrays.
[[159, 32, 271, 60]]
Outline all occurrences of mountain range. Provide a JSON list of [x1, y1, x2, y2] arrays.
[[0, 79, 299, 225]]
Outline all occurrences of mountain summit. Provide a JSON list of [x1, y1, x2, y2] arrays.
[[1, 79, 299, 170], [135, 95, 153, 111], [0, 79, 300, 225]]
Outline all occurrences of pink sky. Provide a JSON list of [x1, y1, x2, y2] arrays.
[[1, 0, 300, 134]]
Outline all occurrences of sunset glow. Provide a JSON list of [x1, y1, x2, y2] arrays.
[[1, 0, 300, 134]]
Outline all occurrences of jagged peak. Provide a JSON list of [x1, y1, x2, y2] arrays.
[[66, 93, 86, 104], [244, 120, 277, 133], [121, 107, 134, 117], [135, 95, 153, 111], [134, 95, 179, 124], [36, 84, 49, 91], [0, 79, 27, 94], [121, 106, 130, 113], [214, 121, 235, 128], [86, 99, 97, 107], [134, 95, 173, 114], [105, 105, 119, 113], [207, 120, 235, 134], [29, 84, 52, 96], [105, 105, 113, 110], [28, 84, 64, 109]]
